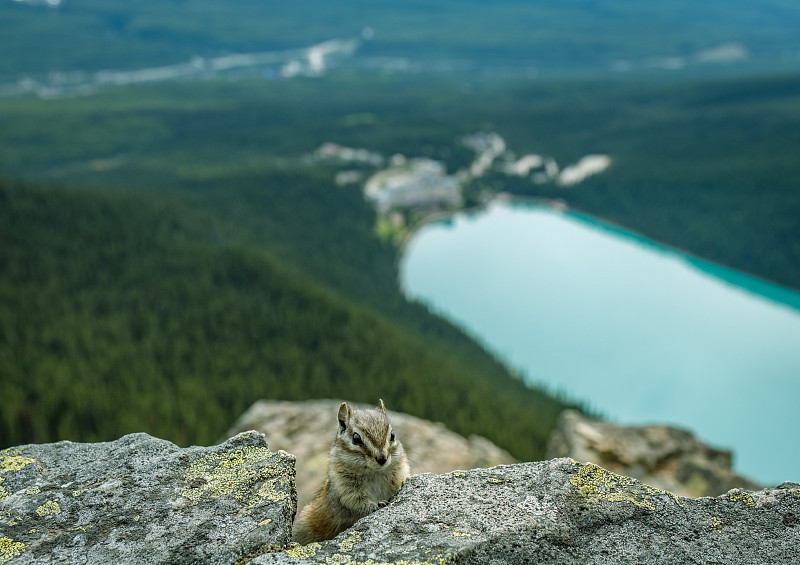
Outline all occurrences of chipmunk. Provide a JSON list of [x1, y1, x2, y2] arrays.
[[291, 399, 410, 544]]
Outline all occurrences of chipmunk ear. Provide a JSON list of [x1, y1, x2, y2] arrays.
[[338, 402, 352, 433], [378, 399, 386, 414]]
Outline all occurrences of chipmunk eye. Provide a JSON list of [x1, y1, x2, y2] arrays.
[[352, 432, 363, 446], [390, 431, 396, 442]]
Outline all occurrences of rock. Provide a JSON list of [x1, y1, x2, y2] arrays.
[[0, 432, 295, 564], [254, 459, 800, 564], [3, 428, 798, 564], [546, 409, 761, 497], [223, 399, 516, 509]]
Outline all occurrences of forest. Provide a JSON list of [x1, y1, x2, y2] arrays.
[[0, 176, 575, 459]]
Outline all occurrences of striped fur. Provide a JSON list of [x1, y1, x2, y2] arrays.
[[292, 399, 410, 544]]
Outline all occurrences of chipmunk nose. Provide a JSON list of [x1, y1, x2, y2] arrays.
[[376, 454, 387, 466]]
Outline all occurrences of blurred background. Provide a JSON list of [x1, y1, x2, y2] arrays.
[[2, 0, 799, 492]]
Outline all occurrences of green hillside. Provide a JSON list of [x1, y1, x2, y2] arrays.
[[0, 177, 572, 459]]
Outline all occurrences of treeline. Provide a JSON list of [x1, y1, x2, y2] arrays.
[[2, 73, 799, 292], [0, 179, 573, 460]]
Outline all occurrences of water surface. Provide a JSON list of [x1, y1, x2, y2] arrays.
[[400, 200, 800, 485]]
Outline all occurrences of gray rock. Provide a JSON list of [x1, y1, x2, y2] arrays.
[[3, 426, 796, 565], [223, 399, 516, 509], [254, 459, 800, 564], [547, 409, 761, 497], [0, 432, 296, 564]]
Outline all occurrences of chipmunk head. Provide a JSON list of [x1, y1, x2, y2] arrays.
[[335, 399, 400, 470]]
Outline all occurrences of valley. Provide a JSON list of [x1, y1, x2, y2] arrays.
[[1, 1, 799, 478]]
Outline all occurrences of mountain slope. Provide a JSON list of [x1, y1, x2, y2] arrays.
[[0, 179, 573, 460]]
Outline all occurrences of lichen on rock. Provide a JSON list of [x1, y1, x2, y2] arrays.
[[254, 459, 799, 564], [570, 462, 684, 510], [0, 432, 296, 565], [180, 444, 290, 508], [1, 430, 797, 564], [0, 536, 27, 564]]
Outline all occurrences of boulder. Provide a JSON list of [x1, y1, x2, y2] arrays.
[[254, 460, 800, 564], [223, 399, 516, 509], [547, 409, 761, 497], [0, 432, 295, 564]]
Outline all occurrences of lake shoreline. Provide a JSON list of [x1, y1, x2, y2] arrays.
[[396, 193, 800, 305], [399, 199, 800, 485]]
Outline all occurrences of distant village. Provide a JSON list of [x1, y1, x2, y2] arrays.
[[314, 132, 611, 224]]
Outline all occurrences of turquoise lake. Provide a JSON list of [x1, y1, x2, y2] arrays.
[[399, 200, 800, 486]]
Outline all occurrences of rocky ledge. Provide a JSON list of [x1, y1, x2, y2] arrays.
[[0, 432, 295, 564], [547, 409, 761, 497], [2, 433, 798, 564], [255, 460, 799, 564]]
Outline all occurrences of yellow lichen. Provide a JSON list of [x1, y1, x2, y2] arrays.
[[338, 530, 363, 553], [390, 557, 453, 565], [285, 542, 321, 558], [282, 538, 453, 565], [452, 531, 471, 537], [255, 479, 291, 504], [0, 537, 26, 564], [570, 464, 684, 510], [36, 499, 61, 517], [709, 517, 723, 533], [4, 517, 21, 527], [0, 455, 36, 473], [180, 446, 287, 508], [25, 487, 40, 495], [727, 490, 755, 507], [0, 455, 37, 503]]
